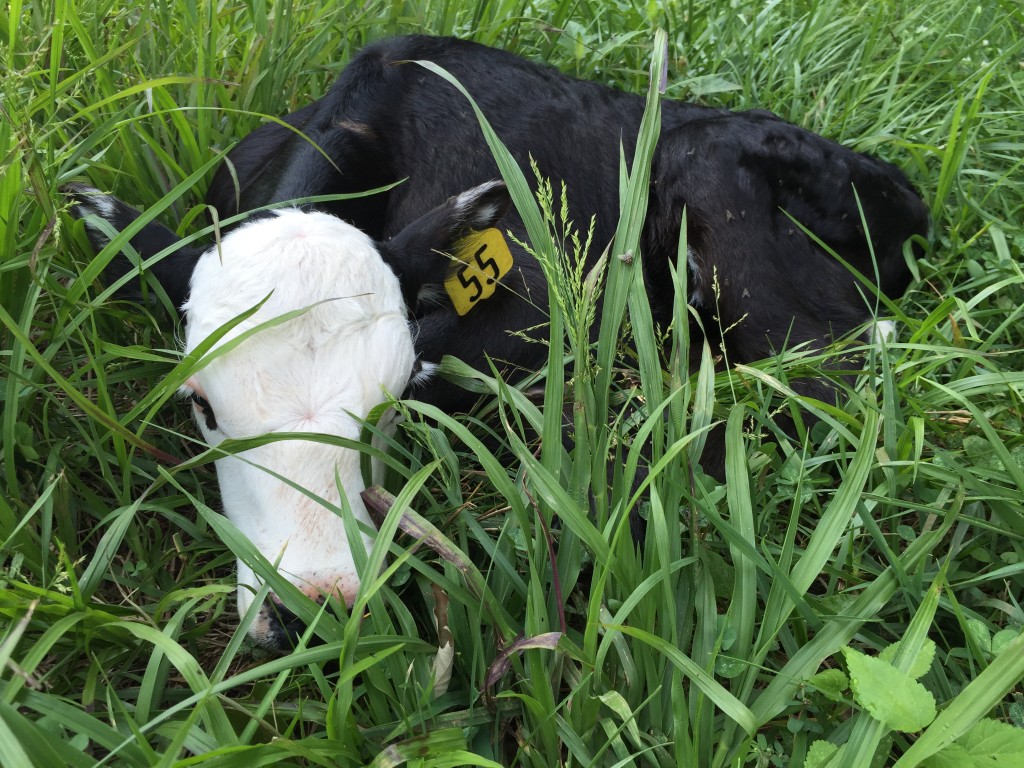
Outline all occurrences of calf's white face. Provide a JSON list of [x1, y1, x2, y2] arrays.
[[181, 209, 415, 647]]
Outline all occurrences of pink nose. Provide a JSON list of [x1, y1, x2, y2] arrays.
[[289, 571, 361, 607]]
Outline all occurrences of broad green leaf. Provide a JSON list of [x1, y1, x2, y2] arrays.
[[879, 638, 937, 680], [960, 718, 1024, 764], [992, 629, 1020, 656], [808, 669, 850, 701], [964, 618, 992, 654], [923, 720, 1024, 768], [843, 646, 937, 732], [896, 631, 1024, 766], [922, 744, 974, 768], [807, 740, 843, 768]]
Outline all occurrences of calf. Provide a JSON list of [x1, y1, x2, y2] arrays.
[[202, 35, 926, 416], [66, 35, 927, 648]]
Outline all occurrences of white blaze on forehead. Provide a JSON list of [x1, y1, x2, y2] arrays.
[[180, 209, 415, 645]]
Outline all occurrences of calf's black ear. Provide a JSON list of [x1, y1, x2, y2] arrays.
[[62, 184, 202, 311], [379, 180, 511, 306]]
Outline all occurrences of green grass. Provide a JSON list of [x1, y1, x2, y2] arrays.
[[3, 0, 1024, 765]]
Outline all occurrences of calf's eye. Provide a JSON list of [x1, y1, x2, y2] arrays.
[[189, 392, 219, 432]]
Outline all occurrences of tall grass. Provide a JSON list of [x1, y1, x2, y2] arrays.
[[2, 0, 1023, 765]]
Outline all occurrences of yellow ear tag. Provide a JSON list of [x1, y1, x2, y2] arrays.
[[444, 228, 514, 316]]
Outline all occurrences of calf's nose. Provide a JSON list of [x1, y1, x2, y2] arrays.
[[261, 575, 361, 649]]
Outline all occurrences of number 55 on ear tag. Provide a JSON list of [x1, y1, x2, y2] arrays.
[[444, 228, 514, 316]]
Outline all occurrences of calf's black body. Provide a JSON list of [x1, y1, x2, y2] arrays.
[[69, 35, 928, 476], [204, 35, 926, 416]]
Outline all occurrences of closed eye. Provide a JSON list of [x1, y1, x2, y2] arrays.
[[189, 391, 219, 432]]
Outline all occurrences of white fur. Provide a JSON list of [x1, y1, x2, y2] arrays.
[[686, 246, 703, 306], [180, 209, 415, 646], [81, 190, 117, 218], [454, 180, 503, 227], [69, 186, 118, 246], [868, 319, 896, 345], [410, 360, 439, 388]]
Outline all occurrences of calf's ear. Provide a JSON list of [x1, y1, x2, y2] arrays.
[[379, 180, 511, 306], [62, 184, 202, 311]]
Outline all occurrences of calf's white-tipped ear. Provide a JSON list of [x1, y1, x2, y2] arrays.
[[62, 183, 203, 311], [62, 184, 132, 251], [451, 180, 512, 231], [378, 180, 511, 307]]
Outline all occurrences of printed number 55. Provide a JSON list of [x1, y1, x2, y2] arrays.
[[457, 244, 500, 303]]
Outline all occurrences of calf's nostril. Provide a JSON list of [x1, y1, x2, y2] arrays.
[[263, 594, 335, 649], [265, 601, 307, 649]]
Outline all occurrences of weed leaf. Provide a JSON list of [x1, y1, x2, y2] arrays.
[[924, 719, 1024, 768], [807, 740, 843, 768], [843, 646, 937, 733], [879, 638, 937, 680], [808, 669, 850, 702]]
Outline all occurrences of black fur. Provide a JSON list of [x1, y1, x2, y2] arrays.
[[205, 36, 926, 405]]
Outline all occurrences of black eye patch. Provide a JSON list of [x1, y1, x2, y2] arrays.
[[189, 392, 219, 432]]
